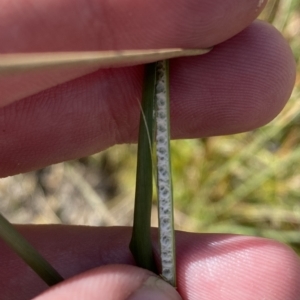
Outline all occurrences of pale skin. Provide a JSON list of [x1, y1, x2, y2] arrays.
[[0, 0, 299, 299]]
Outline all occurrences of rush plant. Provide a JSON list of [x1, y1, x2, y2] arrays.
[[0, 48, 210, 287]]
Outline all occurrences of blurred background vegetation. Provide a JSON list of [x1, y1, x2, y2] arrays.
[[1, 0, 300, 253]]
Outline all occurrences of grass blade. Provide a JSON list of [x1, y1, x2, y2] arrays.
[[129, 63, 157, 273], [0, 213, 64, 286]]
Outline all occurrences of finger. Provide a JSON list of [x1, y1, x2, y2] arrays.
[[1, 0, 265, 52], [33, 265, 181, 300], [0, 226, 299, 299], [0, 50, 211, 108], [175, 233, 300, 300], [0, 0, 266, 107], [0, 21, 295, 177]]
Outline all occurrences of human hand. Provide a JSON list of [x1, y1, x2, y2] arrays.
[[1, 227, 299, 299], [0, 0, 298, 299]]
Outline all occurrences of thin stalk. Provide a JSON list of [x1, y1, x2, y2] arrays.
[[155, 60, 176, 286], [129, 63, 157, 273], [0, 213, 64, 286], [0, 48, 211, 75], [129, 49, 211, 284]]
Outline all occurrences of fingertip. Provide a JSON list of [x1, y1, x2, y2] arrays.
[[171, 20, 296, 138], [176, 234, 300, 300], [226, 20, 297, 131], [248, 20, 296, 125], [33, 264, 181, 300]]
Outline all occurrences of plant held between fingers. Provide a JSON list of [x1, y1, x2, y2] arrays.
[[130, 49, 210, 285], [0, 48, 210, 289]]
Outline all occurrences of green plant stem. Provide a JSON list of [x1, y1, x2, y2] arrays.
[[129, 63, 158, 273], [0, 213, 64, 286]]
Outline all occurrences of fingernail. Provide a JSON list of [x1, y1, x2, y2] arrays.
[[128, 276, 182, 300]]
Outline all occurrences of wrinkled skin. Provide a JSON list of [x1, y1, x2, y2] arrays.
[[0, 0, 298, 299]]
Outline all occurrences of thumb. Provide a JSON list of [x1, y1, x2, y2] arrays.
[[33, 264, 182, 300]]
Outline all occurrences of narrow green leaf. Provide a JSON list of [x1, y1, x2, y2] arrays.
[[0, 213, 64, 286], [129, 63, 157, 273]]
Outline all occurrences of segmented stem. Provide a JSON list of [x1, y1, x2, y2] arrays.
[[155, 60, 176, 286]]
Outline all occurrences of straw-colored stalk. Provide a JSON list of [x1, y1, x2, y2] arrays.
[[155, 60, 176, 286]]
